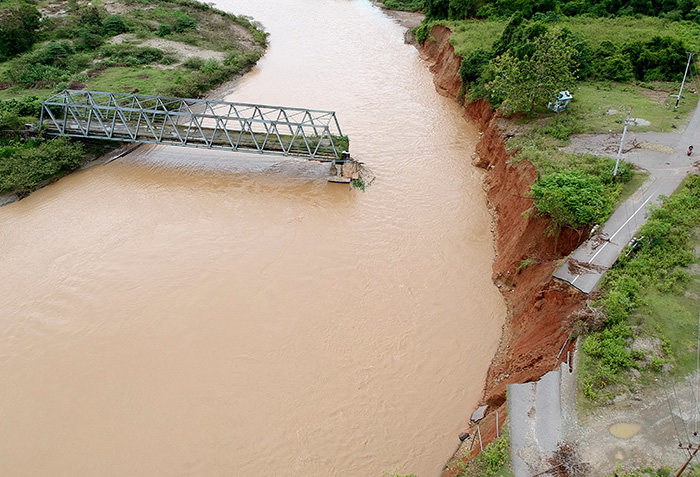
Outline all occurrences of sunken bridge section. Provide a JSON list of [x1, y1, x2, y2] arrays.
[[40, 90, 351, 162]]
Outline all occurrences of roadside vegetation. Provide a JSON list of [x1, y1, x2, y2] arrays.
[[399, 0, 700, 413], [446, 425, 512, 477], [578, 175, 700, 403], [0, 0, 267, 199]]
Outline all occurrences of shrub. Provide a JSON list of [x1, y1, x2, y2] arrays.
[[103, 15, 128, 36], [0, 138, 85, 195], [183, 56, 205, 69], [174, 14, 197, 32], [99, 44, 175, 66], [156, 24, 172, 37], [459, 49, 493, 84], [7, 63, 69, 86], [200, 58, 221, 73], [0, 97, 42, 118], [0, 4, 41, 60], [531, 170, 613, 229]]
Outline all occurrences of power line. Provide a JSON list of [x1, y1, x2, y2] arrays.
[[673, 378, 693, 449], [665, 379, 686, 449]]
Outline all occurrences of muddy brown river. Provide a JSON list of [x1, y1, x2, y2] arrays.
[[0, 1, 505, 475]]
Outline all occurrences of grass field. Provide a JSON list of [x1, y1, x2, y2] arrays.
[[569, 81, 700, 134], [442, 17, 700, 58], [442, 19, 504, 57], [85, 66, 187, 96]]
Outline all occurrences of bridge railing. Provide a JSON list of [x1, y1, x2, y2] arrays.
[[40, 90, 350, 161]]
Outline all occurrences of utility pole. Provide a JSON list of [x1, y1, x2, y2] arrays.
[[675, 443, 700, 476], [674, 52, 694, 111], [614, 108, 632, 177]]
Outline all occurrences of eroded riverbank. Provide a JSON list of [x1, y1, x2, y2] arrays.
[[417, 25, 587, 470]]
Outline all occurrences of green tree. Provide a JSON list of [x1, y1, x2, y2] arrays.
[[448, 0, 483, 19], [425, 0, 450, 19], [486, 30, 577, 114], [103, 15, 127, 36], [0, 4, 41, 60], [530, 171, 613, 229]]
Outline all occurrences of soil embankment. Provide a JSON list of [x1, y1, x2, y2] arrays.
[[418, 25, 588, 468]]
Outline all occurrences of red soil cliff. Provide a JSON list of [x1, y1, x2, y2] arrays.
[[418, 25, 587, 471]]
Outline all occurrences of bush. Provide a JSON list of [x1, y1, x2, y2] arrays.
[[200, 58, 221, 73], [7, 63, 69, 86], [0, 4, 41, 60], [103, 15, 128, 36], [156, 24, 173, 37], [183, 56, 205, 69], [459, 49, 493, 84], [0, 138, 85, 195], [174, 14, 197, 32], [99, 44, 174, 66], [37, 41, 77, 67], [0, 97, 42, 118], [531, 171, 613, 229]]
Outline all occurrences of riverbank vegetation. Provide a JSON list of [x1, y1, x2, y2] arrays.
[[409, 0, 700, 415], [446, 426, 512, 477], [0, 0, 266, 100], [578, 175, 700, 403], [0, 0, 267, 199]]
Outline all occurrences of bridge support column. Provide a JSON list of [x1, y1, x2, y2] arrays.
[[328, 159, 359, 183]]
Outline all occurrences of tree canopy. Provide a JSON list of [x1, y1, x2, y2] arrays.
[[530, 171, 614, 229], [0, 4, 41, 60], [486, 30, 577, 114]]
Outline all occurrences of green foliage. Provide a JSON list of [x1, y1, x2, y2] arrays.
[[103, 15, 128, 36], [580, 175, 700, 401], [0, 138, 85, 195], [0, 97, 42, 118], [455, 426, 511, 477], [0, 4, 41, 60], [531, 170, 613, 230], [183, 56, 205, 69], [480, 433, 509, 474], [430, 0, 700, 20], [156, 24, 173, 37], [606, 466, 673, 476], [99, 44, 175, 66], [460, 48, 493, 85], [425, 0, 450, 19], [200, 58, 221, 73], [173, 13, 197, 32], [517, 258, 537, 271], [486, 30, 577, 114], [0, 110, 23, 130], [624, 35, 687, 81], [382, 0, 424, 11], [0, 0, 266, 110]]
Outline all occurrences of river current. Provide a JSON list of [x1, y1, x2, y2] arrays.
[[0, 1, 505, 475]]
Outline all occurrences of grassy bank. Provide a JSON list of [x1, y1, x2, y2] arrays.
[[417, 11, 700, 410], [446, 425, 512, 477], [0, 0, 267, 199], [578, 175, 700, 404]]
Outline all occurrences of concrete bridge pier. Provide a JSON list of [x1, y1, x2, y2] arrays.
[[328, 152, 359, 183]]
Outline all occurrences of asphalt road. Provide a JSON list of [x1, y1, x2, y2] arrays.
[[554, 102, 700, 294]]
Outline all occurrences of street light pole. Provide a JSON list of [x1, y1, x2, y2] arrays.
[[674, 52, 693, 110], [614, 108, 632, 177]]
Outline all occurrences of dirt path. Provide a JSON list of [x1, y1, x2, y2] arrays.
[[563, 359, 700, 474]]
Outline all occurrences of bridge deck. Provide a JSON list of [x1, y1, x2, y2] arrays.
[[40, 90, 350, 161]]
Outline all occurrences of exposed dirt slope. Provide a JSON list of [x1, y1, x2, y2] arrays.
[[419, 25, 587, 472]]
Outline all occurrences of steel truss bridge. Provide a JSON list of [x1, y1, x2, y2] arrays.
[[40, 90, 351, 162]]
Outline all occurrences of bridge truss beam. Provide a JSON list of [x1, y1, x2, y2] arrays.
[[40, 90, 350, 161]]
